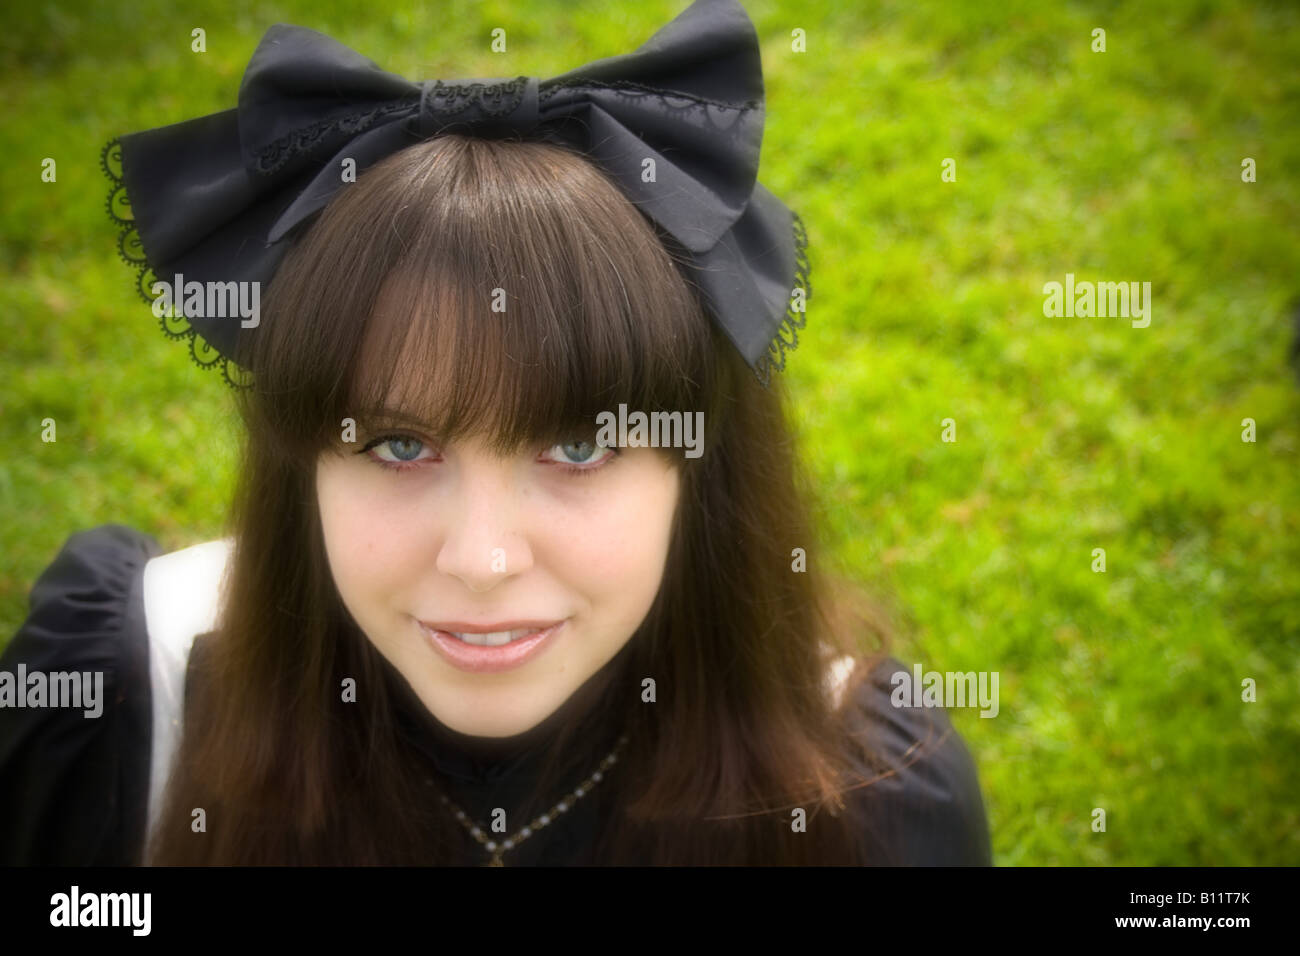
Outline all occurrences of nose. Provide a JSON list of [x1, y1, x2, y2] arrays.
[[434, 453, 534, 592]]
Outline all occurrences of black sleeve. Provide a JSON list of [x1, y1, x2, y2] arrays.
[[838, 655, 994, 866], [0, 524, 162, 865]]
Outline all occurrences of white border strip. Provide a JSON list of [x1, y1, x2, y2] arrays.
[[141, 538, 232, 846]]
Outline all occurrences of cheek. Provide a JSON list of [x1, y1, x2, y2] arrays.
[[541, 464, 679, 613], [316, 464, 423, 606]]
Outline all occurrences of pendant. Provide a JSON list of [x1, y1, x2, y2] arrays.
[[485, 853, 505, 867]]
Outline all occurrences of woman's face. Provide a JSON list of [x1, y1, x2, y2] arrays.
[[316, 429, 680, 737]]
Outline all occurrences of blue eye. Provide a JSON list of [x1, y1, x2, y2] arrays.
[[361, 434, 435, 469], [544, 438, 617, 474], [385, 437, 424, 461], [557, 439, 598, 463]]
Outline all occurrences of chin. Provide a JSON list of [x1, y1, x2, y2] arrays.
[[415, 680, 557, 736], [435, 702, 549, 738]]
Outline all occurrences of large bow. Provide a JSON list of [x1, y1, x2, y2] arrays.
[[103, 0, 809, 387]]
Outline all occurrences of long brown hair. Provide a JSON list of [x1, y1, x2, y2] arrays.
[[147, 134, 896, 865]]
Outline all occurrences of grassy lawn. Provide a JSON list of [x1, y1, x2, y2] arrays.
[[1, 0, 1296, 865]]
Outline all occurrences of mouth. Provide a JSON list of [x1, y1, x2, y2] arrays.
[[415, 619, 567, 673], [416, 620, 565, 646]]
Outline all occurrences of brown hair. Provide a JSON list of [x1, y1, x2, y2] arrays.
[[147, 134, 894, 865]]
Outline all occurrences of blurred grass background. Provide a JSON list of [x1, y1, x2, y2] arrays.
[[1, 0, 1297, 865]]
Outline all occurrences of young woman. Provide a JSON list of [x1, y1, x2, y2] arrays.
[[0, 1, 991, 866]]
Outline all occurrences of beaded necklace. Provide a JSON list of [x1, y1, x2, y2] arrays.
[[438, 733, 630, 866]]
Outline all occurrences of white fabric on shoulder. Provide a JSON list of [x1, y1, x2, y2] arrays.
[[141, 538, 233, 847], [824, 652, 857, 710]]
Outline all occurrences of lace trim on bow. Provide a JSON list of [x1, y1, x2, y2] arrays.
[[752, 212, 811, 389], [252, 80, 760, 177], [254, 96, 421, 176], [101, 137, 253, 390], [539, 78, 761, 115], [424, 76, 530, 118]]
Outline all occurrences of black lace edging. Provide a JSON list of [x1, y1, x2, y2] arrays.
[[424, 77, 529, 120], [101, 137, 252, 390], [540, 77, 761, 116], [752, 211, 811, 389], [253, 80, 759, 177], [254, 96, 421, 176]]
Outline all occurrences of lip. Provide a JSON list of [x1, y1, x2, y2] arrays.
[[416, 619, 566, 674], [418, 619, 564, 634]]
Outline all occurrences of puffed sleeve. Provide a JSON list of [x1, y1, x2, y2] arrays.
[[838, 656, 994, 866], [0, 524, 162, 865]]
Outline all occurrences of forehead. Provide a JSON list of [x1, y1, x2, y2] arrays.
[[356, 274, 457, 407], [348, 269, 605, 454]]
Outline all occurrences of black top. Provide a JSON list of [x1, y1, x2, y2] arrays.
[[0, 525, 993, 866]]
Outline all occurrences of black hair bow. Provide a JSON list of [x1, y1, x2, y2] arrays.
[[102, 0, 809, 388]]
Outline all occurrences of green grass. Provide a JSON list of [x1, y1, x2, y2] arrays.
[[1, 0, 1297, 865]]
